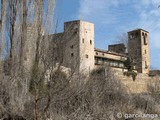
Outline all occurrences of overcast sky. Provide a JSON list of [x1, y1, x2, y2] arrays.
[[55, 0, 160, 69]]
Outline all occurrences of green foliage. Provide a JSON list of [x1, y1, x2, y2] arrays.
[[124, 57, 133, 71], [124, 57, 137, 81], [123, 71, 137, 81], [29, 63, 46, 96]]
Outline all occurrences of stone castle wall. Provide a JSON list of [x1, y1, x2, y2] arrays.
[[114, 70, 159, 93]]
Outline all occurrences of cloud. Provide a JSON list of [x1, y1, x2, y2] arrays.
[[134, 0, 160, 69], [133, 0, 160, 49], [77, 0, 128, 25], [77, 0, 160, 69], [77, 0, 160, 47]]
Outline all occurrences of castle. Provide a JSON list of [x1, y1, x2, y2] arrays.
[[25, 20, 150, 75], [51, 20, 150, 74], [16, 20, 160, 94]]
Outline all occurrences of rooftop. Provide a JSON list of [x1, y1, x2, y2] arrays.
[[64, 20, 94, 24], [128, 28, 149, 33], [94, 48, 127, 57]]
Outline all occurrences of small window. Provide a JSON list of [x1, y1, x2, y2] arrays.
[[96, 52, 98, 55], [102, 53, 104, 56], [130, 35, 132, 39], [142, 32, 144, 36], [130, 33, 134, 39], [110, 62, 113, 66], [132, 33, 135, 38], [144, 36, 147, 45], [82, 38, 84, 43], [145, 33, 147, 37], [90, 40, 92, 45], [135, 32, 138, 36], [119, 63, 124, 67], [71, 53, 74, 57], [74, 28, 78, 34], [114, 62, 118, 66], [85, 54, 88, 58], [145, 50, 147, 54], [145, 61, 148, 69], [74, 31, 78, 34], [70, 45, 74, 48]]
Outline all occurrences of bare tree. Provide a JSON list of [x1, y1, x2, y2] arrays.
[[0, 0, 56, 119], [116, 33, 128, 51], [1, 1, 160, 120]]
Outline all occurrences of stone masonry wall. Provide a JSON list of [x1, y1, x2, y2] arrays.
[[114, 70, 159, 93]]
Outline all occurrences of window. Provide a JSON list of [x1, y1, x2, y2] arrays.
[[70, 45, 74, 48], [74, 31, 78, 34], [130, 34, 133, 39], [119, 63, 124, 67], [145, 50, 147, 54], [82, 38, 84, 43], [130, 33, 135, 39], [90, 40, 92, 45], [85, 54, 89, 58], [96, 52, 98, 55], [102, 53, 104, 56], [145, 33, 147, 37], [114, 62, 118, 66], [74, 28, 78, 34], [144, 36, 147, 45], [145, 61, 148, 69], [74, 25, 78, 29], [111, 62, 118, 67], [98, 59, 102, 64], [71, 53, 74, 57], [110, 62, 113, 66], [135, 32, 138, 37]]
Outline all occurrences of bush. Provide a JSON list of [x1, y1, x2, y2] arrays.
[[123, 71, 137, 81]]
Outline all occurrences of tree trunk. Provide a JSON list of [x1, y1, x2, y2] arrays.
[[20, 0, 27, 72], [9, 1, 17, 75]]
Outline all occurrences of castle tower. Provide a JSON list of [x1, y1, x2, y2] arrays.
[[128, 29, 150, 73], [63, 20, 95, 74]]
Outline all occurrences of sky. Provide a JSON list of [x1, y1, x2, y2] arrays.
[[55, 0, 160, 69]]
